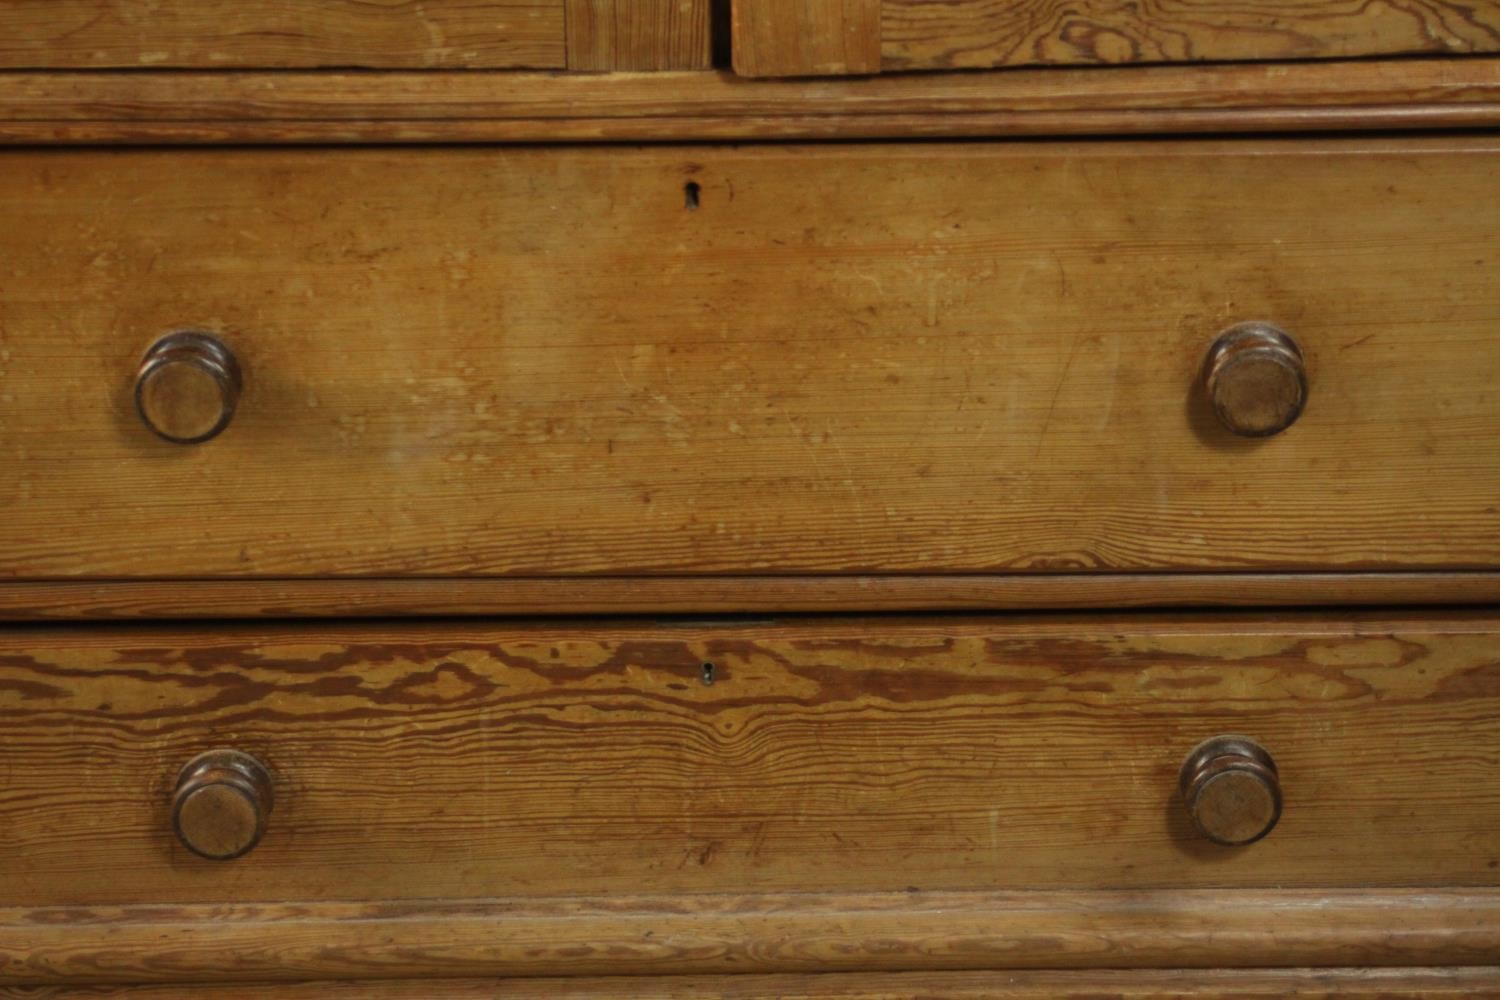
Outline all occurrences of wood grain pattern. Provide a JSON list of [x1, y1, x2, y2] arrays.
[[11, 968, 1500, 997], [0, 0, 565, 69], [731, 0, 1500, 75], [2, 614, 1499, 909], [4, 573, 1499, 620], [567, 0, 713, 68], [4, 889, 1500, 983], [3, 59, 1499, 144], [2, 140, 1498, 578], [733, 0, 880, 75], [881, 0, 1500, 72]]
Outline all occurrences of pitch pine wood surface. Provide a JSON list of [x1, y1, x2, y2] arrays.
[[0, 0, 711, 71], [0, 140, 1497, 579], [0, 0, 568, 69], [733, 0, 1500, 75], [2, 613, 1498, 909], [732, 0, 881, 76], [565, 0, 713, 69]]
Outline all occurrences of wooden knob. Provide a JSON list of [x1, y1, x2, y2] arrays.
[[1180, 735, 1281, 846], [172, 750, 273, 860], [1202, 322, 1306, 437], [134, 331, 242, 443]]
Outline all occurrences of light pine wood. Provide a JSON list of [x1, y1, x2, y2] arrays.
[[1, 140, 1498, 578], [732, 0, 1500, 76], [732, 0, 880, 76], [4, 889, 1500, 984], [15, 968, 1500, 997], [3, 59, 1499, 144], [2, 614, 1500, 908], [0, 0, 566, 69], [3, 573, 1499, 620], [567, 0, 713, 69]]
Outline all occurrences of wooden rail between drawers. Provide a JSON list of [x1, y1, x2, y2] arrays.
[[4, 890, 1500, 984], [1, 572, 1498, 619], [1, 58, 1499, 144]]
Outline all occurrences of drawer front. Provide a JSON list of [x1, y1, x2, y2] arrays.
[[733, 0, 1500, 76], [2, 614, 1497, 906], [2, 140, 1498, 579]]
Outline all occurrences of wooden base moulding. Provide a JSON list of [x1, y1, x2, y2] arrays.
[[9, 969, 1500, 998], [3, 890, 1500, 985]]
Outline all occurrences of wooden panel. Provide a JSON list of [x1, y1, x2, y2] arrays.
[[732, 0, 880, 75], [1, 140, 1499, 579], [3, 889, 1500, 983], [13, 968, 1500, 997], [2, 614, 1500, 908], [567, 0, 713, 69], [0, 1, 565, 70], [4, 572, 1499, 621], [730, 0, 1500, 76], [881, 0, 1500, 72], [3, 58, 1500, 143]]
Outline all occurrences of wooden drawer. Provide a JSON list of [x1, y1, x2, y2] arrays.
[[0, 0, 711, 72], [3, 613, 1499, 908], [733, 0, 1500, 76], [1, 139, 1498, 580]]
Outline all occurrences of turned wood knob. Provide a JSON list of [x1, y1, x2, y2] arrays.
[[172, 750, 274, 860], [134, 331, 242, 443], [1202, 322, 1306, 437], [1179, 735, 1282, 846]]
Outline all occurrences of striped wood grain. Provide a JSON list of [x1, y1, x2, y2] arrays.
[[2, 614, 1499, 909], [732, 0, 1500, 76]]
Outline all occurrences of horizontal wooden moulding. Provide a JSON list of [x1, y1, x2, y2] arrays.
[[1, 58, 1499, 143], [19, 968, 1500, 998], [1, 573, 1498, 620], [4, 890, 1500, 984]]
